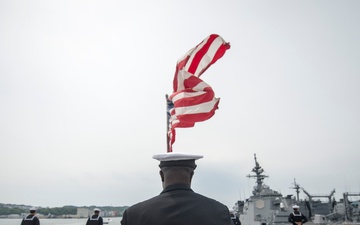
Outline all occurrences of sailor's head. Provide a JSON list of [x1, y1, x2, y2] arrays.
[[229, 209, 236, 219], [29, 207, 37, 214], [153, 152, 203, 188], [94, 208, 100, 213], [292, 205, 300, 210]]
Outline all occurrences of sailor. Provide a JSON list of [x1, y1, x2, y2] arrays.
[[86, 208, 103, 225], [288, 205, 308, 225], [230, 210, 241, 225], [120, 152, 232, 225], [21, 207, 40, 225]]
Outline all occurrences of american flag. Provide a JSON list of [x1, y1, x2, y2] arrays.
[[167, 34, 230, 152]]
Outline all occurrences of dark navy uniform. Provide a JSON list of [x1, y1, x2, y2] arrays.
[[288, 211, 308, 225], [86, 214, 103, 225], [21, 214, 40, 225], [121, 183, 231, 225]]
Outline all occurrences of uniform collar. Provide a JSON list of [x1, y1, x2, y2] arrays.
[[161, 183, 193, 194]]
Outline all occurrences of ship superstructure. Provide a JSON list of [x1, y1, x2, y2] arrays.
[[233, 154, 360, 225], [235, 154, 295, 225]]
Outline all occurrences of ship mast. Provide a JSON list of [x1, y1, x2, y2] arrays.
[[247, 154, 268, 195], [290, 178, 301, 201]]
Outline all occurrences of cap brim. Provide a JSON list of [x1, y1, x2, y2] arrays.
[[153, 152, 203, 161]]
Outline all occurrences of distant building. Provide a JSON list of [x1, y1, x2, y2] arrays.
[[6, 214, 21, 218], [107, 210, 118, 217], [77, 208, 92, 218]]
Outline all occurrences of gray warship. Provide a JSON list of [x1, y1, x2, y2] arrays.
[[233, 154, 360, 225]]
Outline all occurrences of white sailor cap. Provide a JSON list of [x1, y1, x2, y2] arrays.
[[30, 207, 37, 211], [153, 152, 203, 169], [94, 208, 101, 212], [292, 205, 300, 209]]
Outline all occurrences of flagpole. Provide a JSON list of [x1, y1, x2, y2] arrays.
[[165, 94, 170, 152]]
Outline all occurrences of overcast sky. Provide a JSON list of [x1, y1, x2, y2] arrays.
[[1, 0, 360, 209]]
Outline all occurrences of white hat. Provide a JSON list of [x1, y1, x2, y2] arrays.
[[30, 207, 37, 211], [153, 152, 203, 161], [94, 208, 100, 212], [153, 152, 203, 168], [293, 205, 300, 209]]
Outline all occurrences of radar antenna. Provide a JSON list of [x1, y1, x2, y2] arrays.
[[247, 154, 268, 195]]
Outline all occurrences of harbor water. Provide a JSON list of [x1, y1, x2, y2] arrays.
[[0, 217, 121, 225]]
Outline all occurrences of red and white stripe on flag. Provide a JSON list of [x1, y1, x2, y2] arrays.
[[167, 34, 230, 151]]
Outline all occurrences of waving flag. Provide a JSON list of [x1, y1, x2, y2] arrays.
[[167, 34, 230, 152]]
